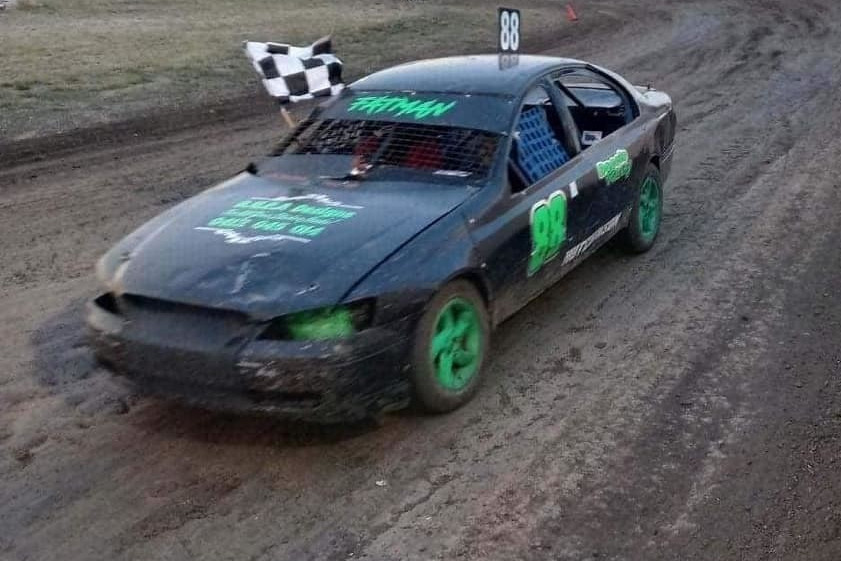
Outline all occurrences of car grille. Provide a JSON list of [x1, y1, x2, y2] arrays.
[[110, 294, 257, 389]]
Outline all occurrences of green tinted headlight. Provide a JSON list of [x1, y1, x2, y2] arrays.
[[286, 307, 354, 340], [259, 300, 374, 341]]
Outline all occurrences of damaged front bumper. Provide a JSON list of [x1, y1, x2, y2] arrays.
[[87, 294, 417, 421]]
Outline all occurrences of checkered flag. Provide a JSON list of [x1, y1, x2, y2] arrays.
[[244, 36, 344, 104]]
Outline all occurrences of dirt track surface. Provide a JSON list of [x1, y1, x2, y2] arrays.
[[3, 0, 841, 559]]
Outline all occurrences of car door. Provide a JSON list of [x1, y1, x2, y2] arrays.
[[551, 68, 648, 237], [473, 82, 603, 321]]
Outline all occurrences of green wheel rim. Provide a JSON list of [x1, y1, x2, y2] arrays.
[[429, 297, 482, 391], [638, 176, 662, 242]]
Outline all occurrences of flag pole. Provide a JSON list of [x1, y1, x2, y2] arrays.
[[280, 106, 297, 129]]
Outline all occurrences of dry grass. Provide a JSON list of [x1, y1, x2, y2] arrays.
[[0, 0, 568, 140]]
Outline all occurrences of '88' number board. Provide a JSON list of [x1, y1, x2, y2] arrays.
[[498, 7, 521, 53]]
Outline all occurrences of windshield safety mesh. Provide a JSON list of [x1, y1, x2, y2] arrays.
[[276, 119, 500, 179]]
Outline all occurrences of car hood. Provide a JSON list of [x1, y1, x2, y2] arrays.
[[98, 172, 472, 319]]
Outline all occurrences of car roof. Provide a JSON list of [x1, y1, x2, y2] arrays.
[[349, 55, 583, 96]]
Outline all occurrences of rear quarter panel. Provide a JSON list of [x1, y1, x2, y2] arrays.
[[636, 88, 677, 180]]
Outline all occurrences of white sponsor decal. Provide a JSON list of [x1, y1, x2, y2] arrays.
[[252, 193, 363, 209], [581, 130, 603, 146], [194, 228, 312, 245], [562, 213, 622, 265]]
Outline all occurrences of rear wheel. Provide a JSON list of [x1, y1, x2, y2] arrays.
[[619, 163, 663, 253], [410, 280, 490, 413]]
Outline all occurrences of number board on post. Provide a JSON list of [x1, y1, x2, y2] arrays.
[[498, 7, 521, 53]]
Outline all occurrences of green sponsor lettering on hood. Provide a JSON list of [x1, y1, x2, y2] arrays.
[[347, 95, 457, 120], [596, 149, 632, 185], [195, 194, 361, 245]]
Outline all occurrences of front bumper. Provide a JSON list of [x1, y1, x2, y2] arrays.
[[87, 295, 417, 421]]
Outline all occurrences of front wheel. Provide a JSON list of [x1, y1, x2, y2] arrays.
[[619, 163, 663, 253], [409, 280, 490, 413]]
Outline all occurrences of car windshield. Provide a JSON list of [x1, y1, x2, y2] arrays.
[[269, 118, 501, 185]]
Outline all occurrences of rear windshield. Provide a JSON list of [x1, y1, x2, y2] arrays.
[[566, 84, 623, 109], [271, 118, 500, 184]]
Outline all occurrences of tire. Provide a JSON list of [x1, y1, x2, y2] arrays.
[[409, 280, 490, 413], [619, 163, 663, 253]]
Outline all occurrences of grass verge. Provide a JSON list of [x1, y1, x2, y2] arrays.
[[0, 0, 569, 141]]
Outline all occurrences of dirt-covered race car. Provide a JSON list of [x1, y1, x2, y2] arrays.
[[88, 55, 676, 421]]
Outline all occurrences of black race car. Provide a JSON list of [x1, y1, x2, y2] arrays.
[[88, 55, 676, 421]]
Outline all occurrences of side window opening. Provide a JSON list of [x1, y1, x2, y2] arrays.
[[555, 70, 635, 149], [508, 85, 571, 193]]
